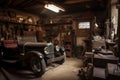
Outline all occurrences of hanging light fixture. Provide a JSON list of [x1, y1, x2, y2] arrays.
[[44, 3, 65, 13], [95, 23, 98, 28], [94, 16, 98, 27]]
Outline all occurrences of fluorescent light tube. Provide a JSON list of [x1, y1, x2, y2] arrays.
[[44, 4, 65, 13]]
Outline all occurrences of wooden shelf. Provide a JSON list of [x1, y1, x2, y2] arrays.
[[43, 22, 72, 27], [0, 19, 72, 27], [0, 19, 38, 26]]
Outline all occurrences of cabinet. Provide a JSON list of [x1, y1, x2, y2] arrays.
[[63, 29, 75, 57], [106, 63, 120, 80], [64, 35, 72, 57]]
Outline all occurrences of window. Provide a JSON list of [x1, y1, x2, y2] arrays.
[[78, 22, 90, 29]]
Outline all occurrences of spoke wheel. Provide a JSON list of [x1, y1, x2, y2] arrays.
[[30, 56, 46, 76], [31, 57, 42, 73]]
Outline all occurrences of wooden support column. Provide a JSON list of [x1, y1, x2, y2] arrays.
[[118, 0, 120, 60]]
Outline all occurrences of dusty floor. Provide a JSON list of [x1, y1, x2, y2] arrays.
[[40, 58, 83, 80], [0, 57, 83, 80]]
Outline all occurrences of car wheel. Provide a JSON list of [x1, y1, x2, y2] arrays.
[[59, 59, 65, 64], [58, 56, 65, 64], [30, 56, 46, 76]]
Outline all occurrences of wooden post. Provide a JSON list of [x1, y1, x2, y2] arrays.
[[117, 0, 120, 60]]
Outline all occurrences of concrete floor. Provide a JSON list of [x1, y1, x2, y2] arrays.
[[40, 58, 83, 80], [0, 58, 83, 80]]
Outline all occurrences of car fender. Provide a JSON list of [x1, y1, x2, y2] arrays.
[[25, 51, 44, 59], [25, 51, 46, 76]]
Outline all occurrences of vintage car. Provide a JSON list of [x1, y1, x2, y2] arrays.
[[0, 32, 65, 76]]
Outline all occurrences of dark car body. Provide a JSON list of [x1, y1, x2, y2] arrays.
[[0, 37, 65, 76]]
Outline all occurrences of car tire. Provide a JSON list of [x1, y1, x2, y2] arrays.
[[57, 56, 66, 64], [30, 56, 46, 77], [59, 58, 65, 64]]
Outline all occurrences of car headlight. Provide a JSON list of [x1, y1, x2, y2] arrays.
[[55, 46, 60, 51], [44, 43, 54, 54], [44, 47, 49, 54]]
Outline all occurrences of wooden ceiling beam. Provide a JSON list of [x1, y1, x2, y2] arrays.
[[14, 0, 35, 8], [64, 0, 92, 4]]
